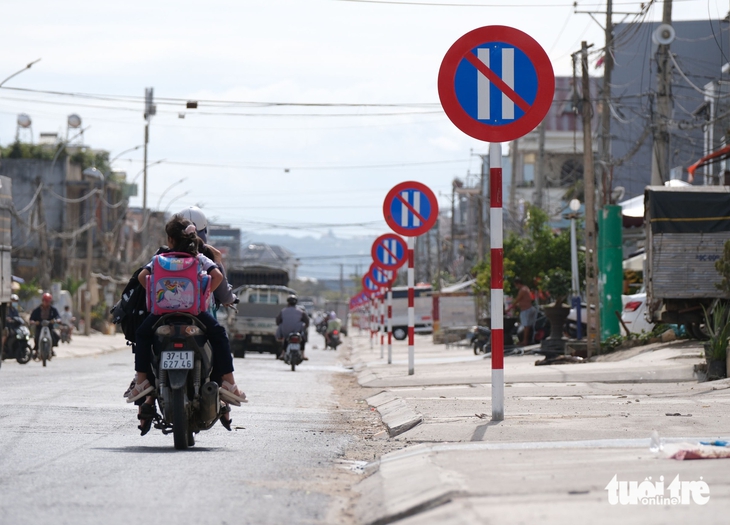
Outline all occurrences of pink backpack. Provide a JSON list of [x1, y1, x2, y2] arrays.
[[146, 252, 211, 315]]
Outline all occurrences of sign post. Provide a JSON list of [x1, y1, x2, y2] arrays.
[[438, 26, 554, 421], [371, 234, 407, 365], [383, 181, 439, 375]]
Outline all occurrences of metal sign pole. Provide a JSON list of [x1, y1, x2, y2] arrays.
[[387, 288, 393, 364], [407, 236, 415, 375], [490, 142, 505, 421]]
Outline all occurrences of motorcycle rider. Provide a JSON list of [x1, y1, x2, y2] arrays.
[[126, 216, 245, 434], [60, 305, 75, 342], [275, 295, 310, 360], [2, 294, 21, 351], [123, 206, 236, 399], [29, 293, 61, 351], [325, 311, 342, 347]]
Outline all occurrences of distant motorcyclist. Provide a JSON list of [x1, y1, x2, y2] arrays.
[[59, 305, 75, 342], [29, 293, 61, 350], [325, 311, 342, 347], [3, 294, 21, 349], [276, 295, 310, 360]]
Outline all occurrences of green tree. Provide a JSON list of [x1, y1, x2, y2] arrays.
[[474, 204, 584, 299]]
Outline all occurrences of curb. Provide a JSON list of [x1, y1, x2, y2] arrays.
[[367, 391, 423, 437], [355, 443, 465, 525]]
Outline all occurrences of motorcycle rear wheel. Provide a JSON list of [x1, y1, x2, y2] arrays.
[[172, 388, 189, 450]]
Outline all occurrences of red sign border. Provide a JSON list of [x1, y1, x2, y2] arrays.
[[362, 274, 380, 295], [383, 181, 439, 237], [371, 233, 408, 270], [438, 25, 555, 143], [369, 262, 395, 287]]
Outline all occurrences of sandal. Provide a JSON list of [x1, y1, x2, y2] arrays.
[[220, 381, 246, 407], [220, 404, 232, 431], [123, 377, 136, 398], [137, 403, 158, 436], [126, 379, 153, 403]]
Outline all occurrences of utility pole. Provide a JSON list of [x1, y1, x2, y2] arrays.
[[651, 0, 673, 185], [535, 120, 546, 209], [84, 188, 96, 336], [34, 178, 50, 292], [600, 0, 614, 205], [581, 42, 601, 356], [142, 87, 155, 252], [339, 264, 344, 300]]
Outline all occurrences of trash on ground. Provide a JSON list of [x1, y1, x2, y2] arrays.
[[665, 413, 692, 417], [663, 442, 730, 460], [475, 413, 488, 419], [535, 355, 584, 366]]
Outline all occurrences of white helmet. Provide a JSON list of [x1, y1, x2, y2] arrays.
[[178, 206, 208, 242]]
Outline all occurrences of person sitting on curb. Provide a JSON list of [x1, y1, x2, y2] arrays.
[[507, 277, 537, 346]]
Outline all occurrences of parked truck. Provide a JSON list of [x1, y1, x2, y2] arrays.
[[225, 265, 294, 357], [645, 185, 730, 337]]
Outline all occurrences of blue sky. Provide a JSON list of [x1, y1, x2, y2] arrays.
[[0, 0, 720, 238]]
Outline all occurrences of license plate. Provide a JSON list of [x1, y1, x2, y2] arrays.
[[288, 343, 300, 351], [161, 351, 194, 369], [251, 336, 262, 344]]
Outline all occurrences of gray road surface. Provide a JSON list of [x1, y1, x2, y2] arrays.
[[0, 339, 363, 525]]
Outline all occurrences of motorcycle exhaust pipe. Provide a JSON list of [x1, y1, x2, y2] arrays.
[[199, 381, 219, 423]]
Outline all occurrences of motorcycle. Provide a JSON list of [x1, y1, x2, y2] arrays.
[[471, 313, 550, 355], [146, 313, 227, 450], [325, 330, 341, 350], [2, 317, 32, 364], [37, 320, 56, 367], [283, 331, 304, 371], [60, 322, 74, 344]]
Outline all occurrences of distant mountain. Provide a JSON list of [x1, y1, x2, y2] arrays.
[[242, 232, 372, 280]]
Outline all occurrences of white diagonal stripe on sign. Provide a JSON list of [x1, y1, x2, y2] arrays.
[[477, 47, 490, 120], [502, 48, 514, 120]]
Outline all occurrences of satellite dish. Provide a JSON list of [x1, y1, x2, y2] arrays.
[[17, 113, 31, 128], [652, 24, 675, 46], [67, 114, 82, 128]]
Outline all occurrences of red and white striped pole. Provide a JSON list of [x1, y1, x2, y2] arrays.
[[490, 142, 504, 421], [369, 297, 375, 349], [387, 287, 393, 364], [407, 236, 415, 375], [380, 292, 385, 358]]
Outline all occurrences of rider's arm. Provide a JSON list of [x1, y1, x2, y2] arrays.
[[138, 268, 150, 289], [208, 267, 223, 292]]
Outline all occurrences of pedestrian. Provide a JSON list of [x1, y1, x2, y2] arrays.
[[507, 277, 537, 346]]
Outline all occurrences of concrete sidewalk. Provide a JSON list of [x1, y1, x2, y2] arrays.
[[54, 331, 129, 359], [350, 333, 730, 524]]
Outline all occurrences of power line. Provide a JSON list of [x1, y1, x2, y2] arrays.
[[116, 157, 472, 171]]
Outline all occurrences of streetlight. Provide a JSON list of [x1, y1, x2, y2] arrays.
[[0, 58, 41, 88], [156, 178, 187, 210], [81, 166, 105, 337], [109, 145, 143, 166], [131, 159, 165, 184], [163, 191, 190, 214], [568, 198, 582, 339]]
